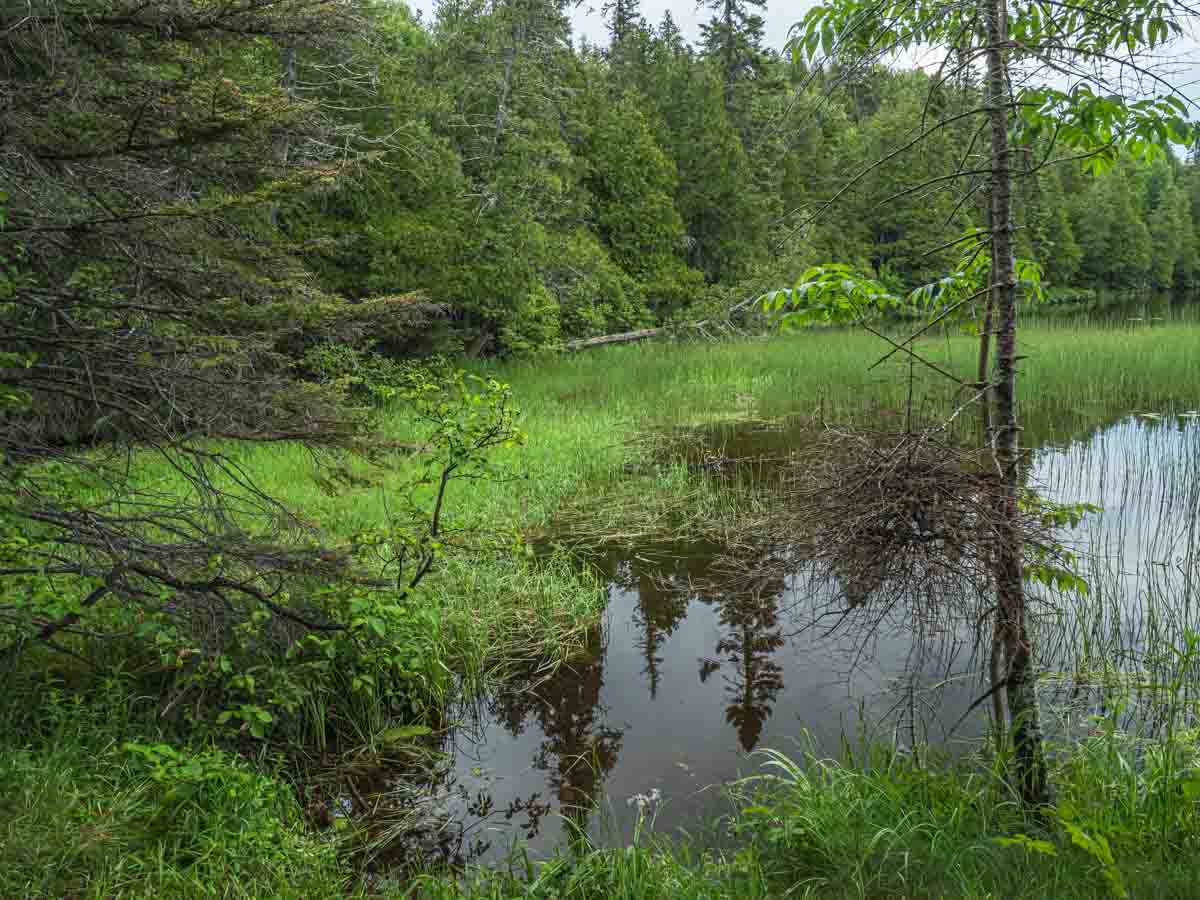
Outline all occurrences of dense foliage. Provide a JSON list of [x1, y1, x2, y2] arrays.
[[5, 0, 1198, 370], [2, 0, 1199, 893], [289, 0, 1200, 354], [0, 0, 568, 746]]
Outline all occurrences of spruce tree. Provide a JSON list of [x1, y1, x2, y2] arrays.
[[698, 0, 767, 114]]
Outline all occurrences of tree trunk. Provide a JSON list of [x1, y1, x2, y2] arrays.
[[492, 24, 524, 156], [564, 327, 665, 351], [562, 293, 761, 352], [983, 0, 1049, 808], [978, 38, 1002, 747]]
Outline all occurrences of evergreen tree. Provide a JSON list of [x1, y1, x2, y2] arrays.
[[586, 93, 698, 316], [1146, 164, 1190, 290], [649, 64, 767, 283], [1022, 166, 1082, 289], [1073, 167, 1153, 293], [0, 0, 420, 658], [602, 0, 642, 44], [1173, 166, 1200, 289], [657, 10, 686, 54], [104, 0, 1196, 358], [426, 0, 587, 351], [699, 0, 768, 114]]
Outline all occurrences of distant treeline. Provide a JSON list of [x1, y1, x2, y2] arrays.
[[6, 0, 1199, 360], [291, 0, 1200, 353]]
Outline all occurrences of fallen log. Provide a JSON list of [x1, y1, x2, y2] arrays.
[[562, 294, 762, 352], [563, 327, 665, 351]]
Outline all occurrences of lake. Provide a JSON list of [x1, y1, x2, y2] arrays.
[[425, 410, 1199, 860]]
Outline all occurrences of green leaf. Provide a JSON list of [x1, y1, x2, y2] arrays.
[[993, 835, 1059, 856], [378, 724, 433, 744], [1179, 771, 1200, 800]]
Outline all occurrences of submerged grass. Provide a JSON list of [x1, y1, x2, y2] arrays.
[[403, 729, 1200, 900], [8, 682, 1199, 900], [3, 320, 1200, 897]]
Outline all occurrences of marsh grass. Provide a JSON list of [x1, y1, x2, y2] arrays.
[[493, 318, 1200, 436], [7, 678, 1199, 900], [401, 724, 1200, 900], [1022, 413, 1200, 753], [4, 321, 1200, 897], [0, 679, 351, 900], [88, 320, 1200, 566]]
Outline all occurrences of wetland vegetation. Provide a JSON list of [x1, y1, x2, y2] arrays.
[[5, 322, 1200, 898], [4, 0, 1200, 896]]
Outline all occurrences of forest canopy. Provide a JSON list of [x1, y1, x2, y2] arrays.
[[282, 0, 1200, 356], [5, 0, 1195, 369]]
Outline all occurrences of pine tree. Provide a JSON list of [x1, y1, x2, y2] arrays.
[[649, 65, 767, 283], [657, 10, 686, 55], [1074, 169, 1152, 293], [587, 95, 687, 277], [0, 0, 420, 659], [1146, 164, 1189, 290]]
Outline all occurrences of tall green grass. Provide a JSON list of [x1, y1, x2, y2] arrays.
[[121, 320, 1200, 558], [0, 680, 351, 900], [4, 321, 1199, 897], [492, 319, 1200, 439], [403, 725, 1200, 900], [8, 679, 1199, 900]]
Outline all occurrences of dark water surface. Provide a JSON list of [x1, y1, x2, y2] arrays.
[[433, 411, 1200, 860]]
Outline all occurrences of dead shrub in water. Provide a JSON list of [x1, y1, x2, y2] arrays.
[[760, 422, 1063, 634]]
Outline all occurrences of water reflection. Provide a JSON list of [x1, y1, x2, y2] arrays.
[[620, 556, 695, 700], [699, 567, 787, 753], [1031, 414, 1200, 735], [436, 412, 1198, 860], [488, 625, 624, 839], [615, 547, 789, 752], [445, 547, 988, 856]]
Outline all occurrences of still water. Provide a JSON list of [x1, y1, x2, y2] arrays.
[[436, 412, 1199, 860]]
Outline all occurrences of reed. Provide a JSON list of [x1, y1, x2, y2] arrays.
[[3, 320, 1198, 898]]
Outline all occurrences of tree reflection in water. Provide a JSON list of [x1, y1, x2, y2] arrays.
[[621, 544, 791, 752], [445, 416, 1200, 859], [490, 623, 623, 839], [488, 544, 810, 832], [701, 570, 787, 752], [617, 548, 707, 700]]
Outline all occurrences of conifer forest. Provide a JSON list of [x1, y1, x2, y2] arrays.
[[3, 0, 1200, 897]]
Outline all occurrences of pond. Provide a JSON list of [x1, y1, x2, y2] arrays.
[[423, 411, 1200, 862]]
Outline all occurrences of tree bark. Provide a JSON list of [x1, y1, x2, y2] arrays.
[[564, 327, 666, 351], [562, 293, 761, 352], [983, 0, 1049, 808]]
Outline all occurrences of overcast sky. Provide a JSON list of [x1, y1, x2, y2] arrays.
[[408, 0, 1200, 111], [406, 0, 813, 48], [564, 0, 810, 48]]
